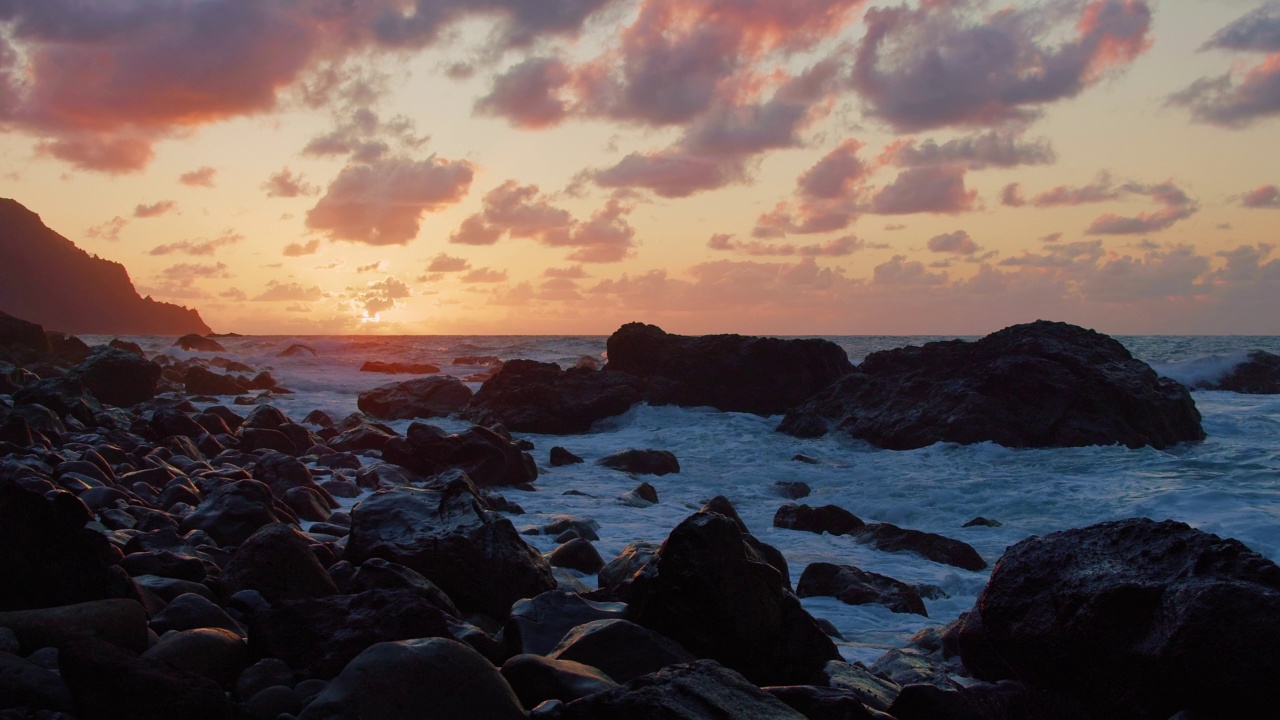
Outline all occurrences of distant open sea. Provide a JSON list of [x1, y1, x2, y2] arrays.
[[89, 333, 1280, 665]]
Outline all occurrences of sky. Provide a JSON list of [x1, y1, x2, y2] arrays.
[[1, 0, 1279, 336]]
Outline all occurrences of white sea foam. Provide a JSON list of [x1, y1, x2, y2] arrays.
[[86, 333, 1280, 663], [1151, 350, 1256, 388]]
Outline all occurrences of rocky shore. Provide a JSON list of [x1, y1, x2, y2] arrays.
[[2, 309, 1278, 719]]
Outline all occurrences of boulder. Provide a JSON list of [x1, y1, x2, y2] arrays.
[[58, 638, 234, 720], [597, 449, 679, 476], [174, 334, 225, 352], [463, 359, 652, 434], [548, 538, 605, 574], [605, 322, 853, 415], [629, 511, 840, 686], [344, 482, 555, 618], [559, 659, 807, 719], [280, 344, 317, 357], [72, 346, 162, 406], [597, 541, 659, 600], [548, 619, 697, 683], [778, 320, 1204, 449], [819, 660, 901, 713], [382, 422, 537, 488], [357, 375, 473, 420], [297, 638, 525, 720], [217, 523, 338, 603], [773, 503, 864, 536], [178, 480, 282, 547], [503, 591, 629, 657], [1195, 349, 1280, 394], [246, 588, 453, 680], [347, 558, 460, 618], [764, 685, 876, 720], [853, 523, 986, 571], [797, 563, 927, 616], [0, 311, 51, 356], [0, 599, 149, 654], [12, 376, 101, 425], [109, 338, 146, 357], [0, 650, 73, 712], [358, 360, 440, 373], [957, 518, 1280, 718], [141, 627, 250, 689], [149, 592, 245, 636], [501, 654, 619, 710], [550, 446, 584, 466], [184, 366, 247, 395]]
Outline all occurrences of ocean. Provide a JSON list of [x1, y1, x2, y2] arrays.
[[87, 332, 1280, 666]]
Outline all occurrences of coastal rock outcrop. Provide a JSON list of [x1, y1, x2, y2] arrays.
[[778, 320, 1204, 449], [71, 346, 162, 407], [382, 422, 537, 487], [1194, 349, 1280, 394], [797, 562, 927, 616], [605, 322, 852, 415], [356, 375, 472, 420], [464, 359, 653, 434], [957, 518, 1280, 718]]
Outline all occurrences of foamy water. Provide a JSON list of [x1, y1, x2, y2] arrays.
[[89, 333, 1280, 665]]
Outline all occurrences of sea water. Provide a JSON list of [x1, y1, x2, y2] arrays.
[[90, 333, 1280, 665]]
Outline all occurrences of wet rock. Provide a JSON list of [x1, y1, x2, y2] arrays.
[[217, 523, 338, 604], [0, 599, 149, 655], [280, 344, 317, 357], [630, 511, 839, 686], [797, 563, 927, 616], [357, 376, 473, 420], [963, 517, 1002, 528], [382, 422, 537, 488], [348, 558, 460, 618], [1195, 349, 1280, 394], [606, 322, 853, 415], [559, 659, 807, 719], [464, 359, 653, 434], [866, 649, 951, 689], [239, 427, 297, 455], [773, 503, 864, 536], [957, 518, 1280, 718], [887, 680, 1089, 720], [174, 334, 225, 353], [72, 347, 162, 407], [141, 627, 249, 689], [245, 685, 301, 720], [326, 423, 397, 453], [0, 650, 73, 712], [178, 480, 282, 547], [344, 482, 555, 618], [502, 654, 619, 710], [503, 591, 629, 657], [0, 311, 52, 356], [12, 376, 101, 425], [764, 685, 876, 720], [779, 320, 1204, 449], [619, 481, 658, 507], [297, 638, 525, 720], [819, 660, 901, 713], [109, 338, 146, 357], [548, 538, 605, 574], [150, 592, 245, 636], [853, 523, 985, 571], [774, 481, 811, 499], [235, 658, 295, 702], [183, 366, 247, 395], [550, 446, 584, 466], [597, 541, 659, 600], [548, 619, 697, 683], [358, 360, 440, 374], [58, 638, 234, 720], [597, 449, 679, 475]]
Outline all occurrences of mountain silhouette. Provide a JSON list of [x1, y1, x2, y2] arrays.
[[0, 198, 211, 335]]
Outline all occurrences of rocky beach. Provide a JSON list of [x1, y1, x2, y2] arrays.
[[3, 309, 1280, 719]]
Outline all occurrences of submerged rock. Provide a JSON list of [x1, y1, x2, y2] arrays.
[[779, 320, 1204, 450], [174, 334, 225, 353], [797, 562, 927, 616], [958, 518, 1280, 718], [597, 449, 679, 476], [605, 322, 852, 415], [358, 360, 440, 374], [464, 359, 653, 434], [357, 375, 472, 420]]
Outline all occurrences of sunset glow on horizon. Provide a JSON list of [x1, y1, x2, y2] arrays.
[[2, 0, 1278, 336]]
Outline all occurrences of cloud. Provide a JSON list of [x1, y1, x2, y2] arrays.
[[1030, 174, 1123, 206], [85, 216, 127, 241], [159, 262, 231, 281], [927, 230, 981, 255], [180, 167, 218, 187], [285, 304, 312, 313], [1242, 184, 1280, 208], [264, 167, 319, 198], [475, 57, 572, 129], [869, 165, 977, 215], [852, 0, 1152, 131], [283, 239, 321, 257], [307, 156, 474, 245], [427, 253, 471, 272], [133, 200, 176, 218], [461, 267, 509, 283], [253, 281, 324, 302], [708, 234, 864, 257], [351, 276, 411, 314], [149, 230, 244, 256], [884, 130, 1056, 170], [219, 287, 248, 302], [449, 181, 636, 261], [544, 265, 589, 279], [798, 139, 868, 200], [303, 105, 428, 164], [1085, 182, 1199, 235], [1000, 183, 1026, 207], [1168, 57, 1280, 128], [1079, 244, 1210, 302], [356, 261, 384, 273], [1202, 2, 1280, 53], [751, 139, 870, 237], [873, 255, 948, 286]]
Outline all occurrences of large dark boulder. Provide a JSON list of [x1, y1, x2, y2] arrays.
[[559, 659, 806, 719], [296, 638, 525, 720], [175, 334, 225, 352], [245, 589, 454, 680], [779, 320, 1204, 449], [357, 375, 473, 420], [463, 359, 653, 434], [0, 310, 51, 356], [12, 376, 101, 425], [58, 638, 234, 720], [1194, 349, 1280, 394], [71, 346, 162, 407], [344, 482, 555, 619], [773, 503, 864, 536], [548, 618, 697, 683], [503, 591, 628, 657], [629, 511, 839, 686], [605, 322, 852, 415], [501, 653, 619, 710], [853, 523, 986, 571], [957, 518, 1280, 718], [382, 422, 537, 488], [217, 523, 338, 604], [597, 448, 680, 475], [797, 562, 926, 616], [183, 366, 247, 395], [178, 480, 282, 548]]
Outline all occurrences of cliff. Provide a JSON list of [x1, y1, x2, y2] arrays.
[[0, 198, 212, 335]]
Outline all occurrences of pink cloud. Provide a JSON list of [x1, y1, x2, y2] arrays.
[[475, 57, 572, 129], [1086, 182, 1199, 235], [283, 239, 320, 257], [1242, 184, 1280, 208], [254, 281, 324, 302], [85, 216, 127, 241], [134, 200, 176, 218], [461, 268, 509, 283], [427, 253, 472, 272], [884, 130, 1056, 170], [870, 166, 977, 215], [1173, 4, 1280, 127], [264, 167, 318, 198], [179, 167, 218, 187], [307, 156, 474, 245], [150, 230, 243, 257], [927, 230, 981, 255], [853, 0, 1151, 131], [708, 234, 864, 257], [798, 139, 867, 199]]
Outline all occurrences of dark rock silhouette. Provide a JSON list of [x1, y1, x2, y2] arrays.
[[357, 375, 473, 420], [779, 320, 1204, 449], [958, 518, 1280, 718], [797, 562, 927, 616], [1194, 350, 1280, 394], [464, 359, 653, 434], [0, 199, 210, 335]]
